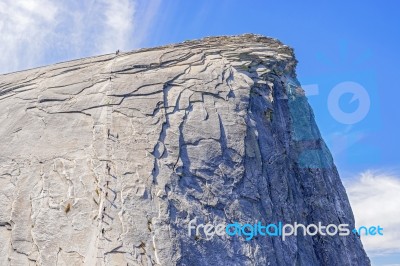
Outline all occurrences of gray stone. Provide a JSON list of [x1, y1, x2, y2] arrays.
[[0, 34, 369, 265]]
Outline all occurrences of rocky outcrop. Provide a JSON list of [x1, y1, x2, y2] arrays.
[[0, 34, 369, 265]]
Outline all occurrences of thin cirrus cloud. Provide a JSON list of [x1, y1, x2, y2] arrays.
[[0, 0, 160, 74], [0, 0, 58, 73], [344, 170, 400, 257]]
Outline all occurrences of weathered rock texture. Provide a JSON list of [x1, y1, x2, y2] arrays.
[[0, 34, 369, 265]]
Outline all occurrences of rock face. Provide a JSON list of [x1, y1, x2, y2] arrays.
[[0, 34, 369, 265]]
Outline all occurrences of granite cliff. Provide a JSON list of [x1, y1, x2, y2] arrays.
[[0, 34, 369, 265]]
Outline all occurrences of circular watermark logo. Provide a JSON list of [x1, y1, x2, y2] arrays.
[[327, 81, 370, 125]]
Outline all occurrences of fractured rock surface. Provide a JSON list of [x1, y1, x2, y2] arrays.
[[0, 34, 369, 265]]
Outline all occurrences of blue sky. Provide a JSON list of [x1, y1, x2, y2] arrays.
[[1, 0, 399, 264]]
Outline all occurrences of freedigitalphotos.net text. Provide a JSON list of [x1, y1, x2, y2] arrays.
[[188, 219, 383, 241]]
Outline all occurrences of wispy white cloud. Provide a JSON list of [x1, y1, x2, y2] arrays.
[[0, 0, 160, 74], [131, 0, 162, 47], [344, 170, 400, 257], [0, 0, 58, 72], [97, 0, 136, 53]]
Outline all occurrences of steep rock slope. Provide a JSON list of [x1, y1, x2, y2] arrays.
[[0, 34, 369, 265]]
